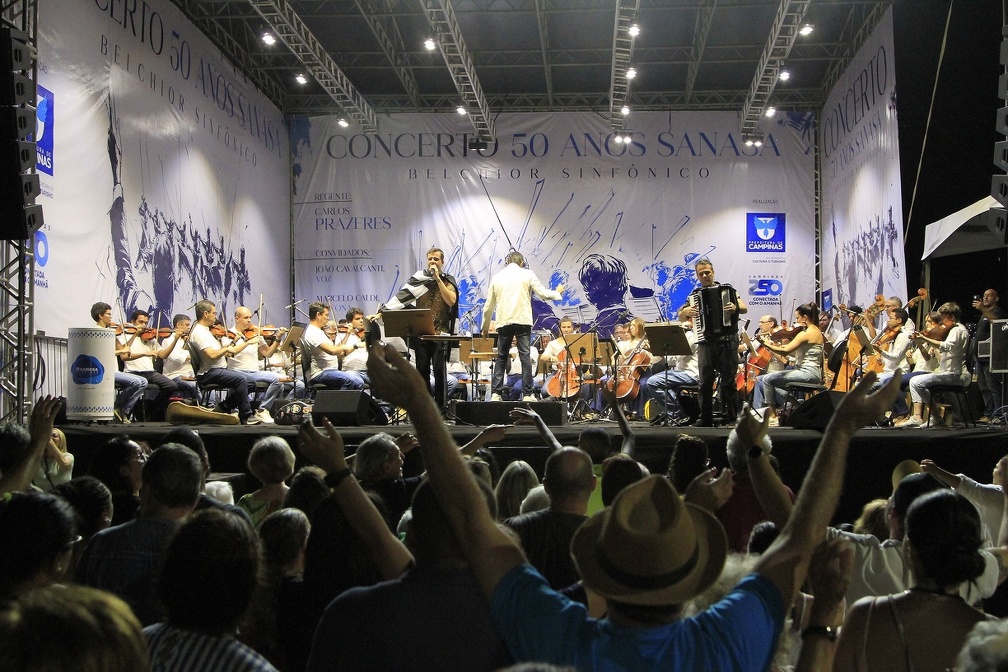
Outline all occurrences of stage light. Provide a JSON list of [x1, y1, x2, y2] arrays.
[[295, 73, 308, 85], [337, 118, 349, 128], [626, 67, 637, 80], [261, 32, 276, 46], [424, 38, 436, 51], [765, 106, 776, 118], [621, 105, 630, 116], [779, 70, 791, 82], [799, 24, 814, 36], [628, 24, 640, 37]]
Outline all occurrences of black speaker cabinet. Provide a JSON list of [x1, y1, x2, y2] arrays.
[[452, 401, 566, 426], [312, 390, 388, 426], [992, 319, 1008, 373], [785, 391, 846, 431]]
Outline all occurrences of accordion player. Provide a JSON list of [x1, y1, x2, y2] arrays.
[[689, 284, 741, 342]]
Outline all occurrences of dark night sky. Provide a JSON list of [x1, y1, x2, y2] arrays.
[[893, 0, 1006, 316]]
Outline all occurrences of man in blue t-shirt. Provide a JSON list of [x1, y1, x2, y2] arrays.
[[366, 342, 902, 671]]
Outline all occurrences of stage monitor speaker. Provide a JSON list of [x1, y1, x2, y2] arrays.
[[311, 390, 388, 426], [785, 391, 846, 431], [991, 319, 1008, 373], [452, 400, 566, 426]]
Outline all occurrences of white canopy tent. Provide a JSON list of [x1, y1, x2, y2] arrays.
[[922, 196, 1006, 260], [921, 196, 1007, 306]]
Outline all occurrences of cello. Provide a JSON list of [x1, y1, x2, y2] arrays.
[[737, 321, 769, 394], [607, 339, 650, 400], [544, 350, 582, 399]]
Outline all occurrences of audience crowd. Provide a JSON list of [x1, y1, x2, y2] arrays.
[[3, 349, 1008, 672]]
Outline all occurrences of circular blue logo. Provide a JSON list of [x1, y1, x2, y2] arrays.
[[70, 355, 104, 385], [34, 230, 48, 267]]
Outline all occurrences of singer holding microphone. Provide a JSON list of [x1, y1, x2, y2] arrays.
[[482, 250, 563, 402], [375, 247, 459, 410]]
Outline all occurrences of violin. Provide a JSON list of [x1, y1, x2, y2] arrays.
[[767, 323, 805, 343], [913, 322, 952, 343], [210, 324, 239, 340]]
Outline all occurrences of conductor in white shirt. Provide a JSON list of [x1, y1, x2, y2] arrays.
[[481, 251, 562, 402]]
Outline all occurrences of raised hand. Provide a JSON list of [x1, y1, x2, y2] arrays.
[[297, 417, 347, 473], [366, 343, 428, 409], [683, 467, 734, 512]]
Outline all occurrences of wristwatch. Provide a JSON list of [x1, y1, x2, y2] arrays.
[[748, 445, 764, 460]]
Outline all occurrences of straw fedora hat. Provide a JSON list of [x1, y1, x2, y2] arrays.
[[571, 475, 728, 606], [891, 459, 922, 492]]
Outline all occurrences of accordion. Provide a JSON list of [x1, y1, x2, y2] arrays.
[[690, 285, 737, 341]]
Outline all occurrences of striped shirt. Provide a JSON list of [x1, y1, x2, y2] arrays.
[[144, 623, 278, 672]]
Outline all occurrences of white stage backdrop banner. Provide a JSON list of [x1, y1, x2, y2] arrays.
[[820, 7, 906, 314], [35, 0, 290, 337], [292, 110, 815, 338]]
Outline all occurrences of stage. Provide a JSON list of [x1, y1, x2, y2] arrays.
[[57, 412, 1008, 527]]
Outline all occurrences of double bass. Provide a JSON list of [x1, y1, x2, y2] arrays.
[[833, 295, 886, 392]]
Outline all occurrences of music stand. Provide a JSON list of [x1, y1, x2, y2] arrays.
[[381, 309, 435, 340], [278, 321, 305, 354], [460, 337, 497, 401], [644, 322, 694, 426], [851, 325, 875, 380]]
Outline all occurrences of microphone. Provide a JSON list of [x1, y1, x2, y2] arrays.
[[251, 307, 260, 317], [284, 300, 303, 309]]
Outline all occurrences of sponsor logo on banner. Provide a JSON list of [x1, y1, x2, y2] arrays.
[[822, 289, 834, 313], [748, 276, 784, 306], [70, 355, 104, 385], [746, 213, 786, 252], [36, 86, 54, 176]]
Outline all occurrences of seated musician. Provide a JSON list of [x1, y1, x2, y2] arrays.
[[540, 317, 579, 400], [871, 307, 912, 418], [159, 313, 198, 402], [899, 302, 970, 428], [503, 341, 541, 400], [302, 302, 366, 390], [752, 302, 825, 425], [120, 309, 182, 420], [605, 316, 654, 419], [643, 306, 698, 426]]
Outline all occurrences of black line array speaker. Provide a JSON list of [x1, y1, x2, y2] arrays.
[[452, 401, 566, 426], [0, 26, 42, 240], [312, 390, 388, 426], [785, 391, 846, 431]]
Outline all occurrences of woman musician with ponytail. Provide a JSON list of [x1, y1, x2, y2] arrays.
[[753, 302, 825, 426]]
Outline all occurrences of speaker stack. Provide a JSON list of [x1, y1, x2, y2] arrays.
[[991, 25, 1008, 241], [0, 25, 42, 240]]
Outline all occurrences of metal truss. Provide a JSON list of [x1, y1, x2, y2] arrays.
[[683, 0, 716, 105], [533, 0, 554, 108], [287, 85, 825, 117], [248, 0, 378, 132], [420, 0, 495, 142], [816, 1, 892, 102], [739, 0, 811, 138], [607, 0, 639, 132], [170, 0, 289, 110], [0, 0, 36, 423], [354, 0, 421, 107]]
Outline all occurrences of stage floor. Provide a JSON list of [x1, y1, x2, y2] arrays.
[[58, 416, 1008, 526]]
